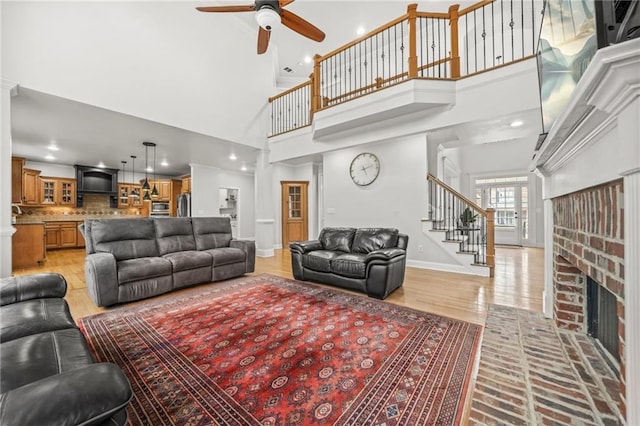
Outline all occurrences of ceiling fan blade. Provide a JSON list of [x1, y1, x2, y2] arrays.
[[279, 0, 294, 7], [196, 5, 255, 13], [257, 26, 271, 54], [280, 9, 325, 42]]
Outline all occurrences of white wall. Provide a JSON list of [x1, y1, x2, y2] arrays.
[[1, 1, 274, 147], [191, 164, 220, 217], [321, 135, 453, 264]]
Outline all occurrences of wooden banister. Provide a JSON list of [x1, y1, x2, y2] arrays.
[[268, 80, 311, 103], [486, 208, 495, 275], [312, 54, 322, 113], [459, 0, 495, 16], [427, 173, 485, 215]]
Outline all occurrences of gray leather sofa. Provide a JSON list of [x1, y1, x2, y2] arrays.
[[82, 217, 255, 307], [0, 273, 132, 426], [290, 227, 408, 299]]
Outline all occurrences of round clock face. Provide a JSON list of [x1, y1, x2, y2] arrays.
[[350, 152, 380, 186]]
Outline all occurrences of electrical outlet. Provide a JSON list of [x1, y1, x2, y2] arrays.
[[417, 245, 424, 253]]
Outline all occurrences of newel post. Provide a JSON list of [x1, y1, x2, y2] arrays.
[[312, 54, 322, 112], [407, 3, 418, 79], [486, 207, 495, 277], [448, 4, 461, 79]]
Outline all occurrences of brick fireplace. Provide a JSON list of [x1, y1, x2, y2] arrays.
[[551, 180, 626, 417], [533, 39, 640, 424]]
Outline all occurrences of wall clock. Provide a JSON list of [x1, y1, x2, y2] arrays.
[[350, 152, 380, 186]]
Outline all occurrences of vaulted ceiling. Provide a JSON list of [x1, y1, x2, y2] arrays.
[[3, 1, 506, 176]]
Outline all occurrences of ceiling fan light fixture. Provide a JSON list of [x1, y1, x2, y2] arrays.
[[255, 6, 280, 31]]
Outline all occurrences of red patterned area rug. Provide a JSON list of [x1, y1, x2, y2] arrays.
[[78, 274, 481, 426]]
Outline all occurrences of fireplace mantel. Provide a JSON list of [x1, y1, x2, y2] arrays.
[[533, 38, 639, 424]]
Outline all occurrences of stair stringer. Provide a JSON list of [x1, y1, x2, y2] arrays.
[[411, 218, 491, 277]]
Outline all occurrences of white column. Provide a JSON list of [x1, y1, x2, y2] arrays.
[[0, 80, 18, 278], [623, 168, 640, 425], [254, 149, 275, 257], [542, 198, 554, 318]]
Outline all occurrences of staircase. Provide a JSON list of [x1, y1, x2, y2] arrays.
[[423, 173, 495, 277]]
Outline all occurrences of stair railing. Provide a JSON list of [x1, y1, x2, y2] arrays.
[[268, 0, 541, 137], [427, 173, 495, 276]]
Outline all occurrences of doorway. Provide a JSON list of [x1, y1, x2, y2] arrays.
[[475, 176, 529, 246], [281, 181, 308, 246]]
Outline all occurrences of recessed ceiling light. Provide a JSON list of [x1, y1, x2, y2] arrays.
[[161, 160, 168, 166], [146, 166, 153, 172], [510, 120, 524, 127], [47, 144, 59, 151], [241, 165, 247, 172], [45, 154, 55, 161], [303, 55, 312, 64], [229, 154, 237, 161], [356, 26, 366, 36]]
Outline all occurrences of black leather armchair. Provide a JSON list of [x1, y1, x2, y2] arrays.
[[0, 273, 132, 426], [290, 227, 408, 299]]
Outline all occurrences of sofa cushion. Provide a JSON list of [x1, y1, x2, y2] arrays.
[[351, 228, 399, 254], [201, 247, 246, 266], [192, 217, 233, 250], [154, 218, 196, 255], [0, 298, 76, 343], [163, 251, 212, 272], [319, 228, 356, 253], [91, 219, 159, 260], [117, 257, 173, 285], [301, 250, 341, 273], [0, 328, 94, 392], [331, 253, 368, 278]]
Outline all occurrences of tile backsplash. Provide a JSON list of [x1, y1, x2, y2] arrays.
[[16, 194, 142, 222]]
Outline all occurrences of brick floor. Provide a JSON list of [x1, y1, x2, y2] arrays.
[[469, 304, 622, 425]]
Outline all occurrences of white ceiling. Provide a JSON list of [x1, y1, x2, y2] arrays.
[[7, 0, 528, 177]]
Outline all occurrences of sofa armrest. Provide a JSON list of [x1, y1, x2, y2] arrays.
[[0, 363, 132, 426], [289, 240, 322, 254], [84, 253, 119, 307], [230, 239, 256, 273], [0, 273, 67, 306], [365, 248, 406, 262]]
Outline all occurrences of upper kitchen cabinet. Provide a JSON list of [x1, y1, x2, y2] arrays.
[[11, 157, 24, 204], [22, 168, 41, 205], [40, 177, 76, 206]]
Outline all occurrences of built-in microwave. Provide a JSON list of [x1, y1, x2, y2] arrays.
[[150, 202, 170, 216]]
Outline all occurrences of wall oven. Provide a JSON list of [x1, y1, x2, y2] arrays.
[[150, 201, 170, 217]]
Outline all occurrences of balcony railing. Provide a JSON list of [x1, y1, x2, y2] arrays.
[[269, 0, 541, 137]]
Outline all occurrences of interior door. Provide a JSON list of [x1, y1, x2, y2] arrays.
[[281, 181, 308, 247], [476, 179, 529, 246]]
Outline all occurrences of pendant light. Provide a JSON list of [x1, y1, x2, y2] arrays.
[[129, 156, 140, 198], [142, 142, 151, 199], [150, 142, 159, 198], [120, 161, 128, 200]]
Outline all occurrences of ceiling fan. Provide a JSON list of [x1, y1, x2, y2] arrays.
[[196, 0, 326, 54]]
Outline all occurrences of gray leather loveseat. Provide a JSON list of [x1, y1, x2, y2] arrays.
[[290, 227, 408, 299], [0, 273, 132, 425], [82, 217, 255, 307]]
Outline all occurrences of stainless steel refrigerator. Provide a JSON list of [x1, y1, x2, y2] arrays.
[[177, 193, 191, 217]]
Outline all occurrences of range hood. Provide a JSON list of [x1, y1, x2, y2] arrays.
[[75, 165, 118, 195]]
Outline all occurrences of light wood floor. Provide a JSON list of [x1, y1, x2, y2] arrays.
[[12, 246, 544, 325]]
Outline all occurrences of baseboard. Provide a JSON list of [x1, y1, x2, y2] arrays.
[[406, 259, 477, 276], [274, 244, 283, 250], [256, 248, 275, 257]]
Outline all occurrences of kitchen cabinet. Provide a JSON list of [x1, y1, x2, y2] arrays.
[[22, 168, 41, 205], [40, 177, 76, 206], [12, 224, 46, 269], [12, 157, 24, 204], [76, 223, 86, 248], [45, 222, 78, 249], [181, 175, 191, 193], [118, 183, 143, 208], [145, 179, 172, 201]]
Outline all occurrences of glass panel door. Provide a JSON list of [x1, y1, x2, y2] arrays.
[[475, 176, 528, 246]]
